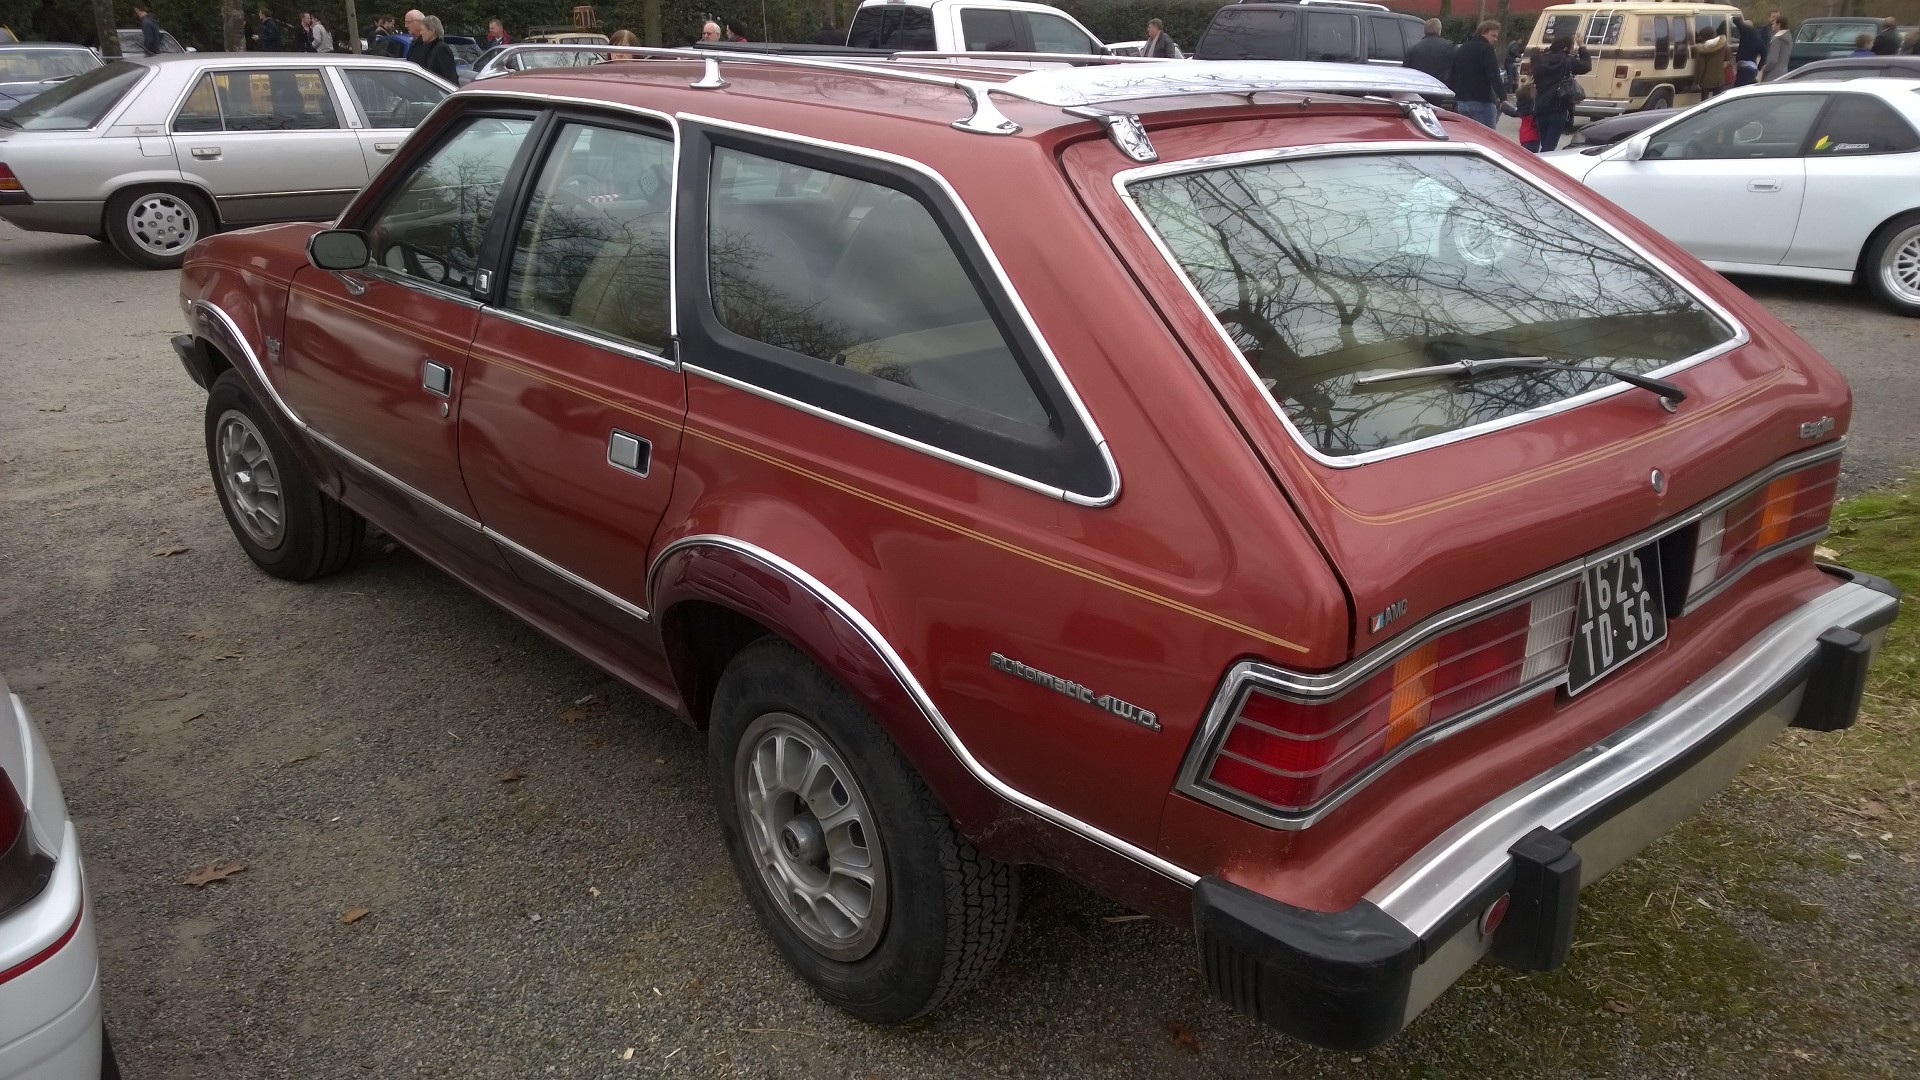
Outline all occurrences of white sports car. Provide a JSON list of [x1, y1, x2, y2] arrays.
[[1544, 78, 1920, 316]]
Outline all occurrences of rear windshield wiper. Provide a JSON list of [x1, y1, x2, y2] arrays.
[[1352, 355, 1687, 406]]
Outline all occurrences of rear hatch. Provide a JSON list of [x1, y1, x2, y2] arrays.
[[1063, 108, 1849, 663]]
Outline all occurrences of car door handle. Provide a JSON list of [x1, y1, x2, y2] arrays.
[[1747, 179, 1781, 192], [607, 429, 651, 477], [373, 142, 399, 154], [422, 360, 453, 397], [190, 147, 221, 160]]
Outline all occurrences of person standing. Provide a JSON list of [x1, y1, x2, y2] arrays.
[[1761, 15, 1793, 80], [724, 19, 750, 43], [1503, 37, 1525, 94], [1694, 26, 1728, 99], [1143, 18, 1181, 58], [405, 11, 458, 83], [1448, 20, 1506, 129], [1405, 19, 1455, 86], [1732, 14, 1762, 86], [132, 2, 162, 55], [813, 18, 841, 45], [252, 6, 283, 51], [1873, 17, 1900, 56], [304, 13, 333, 54], [485, 18, 511, 49], [1532, 35, 1592, 152], [699, 21, 721, 43]]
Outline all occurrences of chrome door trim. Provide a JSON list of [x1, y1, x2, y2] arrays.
[[645, 533, 1199, 886], [676, 112, 1122, 509], [482, 306, 676, 371], [486, 527, 651, 623], [215, 187, 364, 203], [1111, 140, 1753, 470]]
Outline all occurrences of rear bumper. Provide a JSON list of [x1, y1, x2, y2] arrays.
[[1193, 569, 1900, 1050], [0, 199, 103, 235]]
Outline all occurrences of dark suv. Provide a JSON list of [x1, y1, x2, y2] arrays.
[[1193, 0, 1424, 64]]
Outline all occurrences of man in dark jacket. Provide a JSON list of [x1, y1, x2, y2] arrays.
[[1873, 18, 1901, 56], [254, 6, 283, 51], [813, 19, 841, 45], [133, 2, 162, 55], [1449, 20, 1505, 128], [1405, 19, 1454, 85], [1733, 14, 1763, 85]]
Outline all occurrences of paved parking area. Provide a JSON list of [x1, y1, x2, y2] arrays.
[[1, 218, 1915, 1079]]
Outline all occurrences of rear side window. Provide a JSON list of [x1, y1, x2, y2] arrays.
[[173, 69, 339, 133], [1130, 152, 1735, 459], [1809, 94, 1920, 155], [1303, 13, 1360, 62], [1369, 17, 1406, 62], [847, 7, 935, 49], [342, 68, 448, 129], [960, 9, 1022, 51], [0, 60, 143, 130], [1200, 9, 1298, 60], [709, 146, 1048, 427]]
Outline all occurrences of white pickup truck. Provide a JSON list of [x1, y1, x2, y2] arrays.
[[846, 0, 1146, 56]]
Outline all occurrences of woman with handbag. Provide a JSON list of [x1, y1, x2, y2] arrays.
[[1532, 36, 1592, 153]]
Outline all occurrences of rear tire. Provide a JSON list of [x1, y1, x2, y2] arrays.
[[106, 185, 212, 269], [1863, 212, 1920, 317], [710, 638, 1017, 1023], [204, 370, 363, 580]]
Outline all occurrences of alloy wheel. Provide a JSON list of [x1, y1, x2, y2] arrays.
[[734, 711, 889, 961], [215, 410, 285, 549], [1881, 223, 1920, 308], [125, 192, 201, 258]]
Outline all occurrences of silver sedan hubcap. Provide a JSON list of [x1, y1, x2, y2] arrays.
[[735, 713, 887, 961], [126, 193, 200, 257], [1883, 225, 1920, 307], [216, 411, 285, 549]]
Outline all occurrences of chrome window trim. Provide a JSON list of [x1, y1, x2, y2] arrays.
[[646, 533, 1198, 885], [461, 90, 682, 341], [1112, 140, 1753, 469], [487, 527, 651, 621], [358, 263, 484, 307], [1172, 439, 1846, 830], [678, 112, 1121, 508], [482, 306, 676, 370]]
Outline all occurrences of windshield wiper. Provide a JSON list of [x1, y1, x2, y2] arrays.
[[1352, 355, 1687, 406]]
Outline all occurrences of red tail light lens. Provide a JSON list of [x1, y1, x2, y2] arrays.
[[1200, 581, 1579, 815], [1686, 459, 1839, 606], [0, 164, 22, 194]]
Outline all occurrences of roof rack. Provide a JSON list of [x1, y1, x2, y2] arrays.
[[474, 46, 1452, 160]]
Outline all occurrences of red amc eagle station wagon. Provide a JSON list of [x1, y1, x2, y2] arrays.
[[172, 52, 1900, 1049]]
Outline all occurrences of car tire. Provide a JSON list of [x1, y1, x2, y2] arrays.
[[106, 185, 212, 270], [101, 1026, 121, 1080], [1642, 88, 1673, 112], [1863, 212, 1920, 317], [710, 638, 1017, 1024], [205, 370, 364, 580]]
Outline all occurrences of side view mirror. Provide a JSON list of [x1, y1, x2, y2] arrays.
[[1613, 134, 1649, 162], [308, 229, 369, 271]]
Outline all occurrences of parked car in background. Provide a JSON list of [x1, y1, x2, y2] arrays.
[[1193, 1, 1425, 65], [1545, 79, 1920, 314], [1, 673, 114, 1079], [172, 52, 1899, 1051], [466, 42, 609, 83], [846, 0, 1126, 56], [0, 42, 101, 112], [1790, 17, 1885, 70], [0, 53, 452, 268], [1777, 54, 1920, 82], [1523, 2, 1742, 118], [444, 33, 482, 80], [111, 26, 186, 55]]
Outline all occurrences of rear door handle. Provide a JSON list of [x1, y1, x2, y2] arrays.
[[1747, 179, 1781, 192], [190, 147, 221, 160], [373, 142, 399, 154], [608, 430, 651, 477], [422, 360, 453, 397]]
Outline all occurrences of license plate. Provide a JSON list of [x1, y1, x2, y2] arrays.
[[1566, 544, 1668, 696]]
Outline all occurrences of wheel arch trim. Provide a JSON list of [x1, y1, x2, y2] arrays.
[[646, 533, 1201, 887]]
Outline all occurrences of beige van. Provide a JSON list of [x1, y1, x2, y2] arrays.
[[1524, 2, 1743, 118]]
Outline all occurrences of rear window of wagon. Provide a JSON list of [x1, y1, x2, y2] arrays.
[[1128, 150, 1737, 460]]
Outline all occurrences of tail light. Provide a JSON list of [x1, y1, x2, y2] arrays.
[[1685, 458, 1840, 609], [1198, 581, 1579, 816], [1, 769, 55, 919], [0, 164, 24, 194]]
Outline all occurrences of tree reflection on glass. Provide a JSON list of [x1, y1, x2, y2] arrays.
[[1134, 152, 1733, 457]]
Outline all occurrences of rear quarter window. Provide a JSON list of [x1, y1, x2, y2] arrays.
[[1129, 150, 1736, 460]]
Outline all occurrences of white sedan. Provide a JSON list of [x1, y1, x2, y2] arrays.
[[1544, 79, 1920, 316]]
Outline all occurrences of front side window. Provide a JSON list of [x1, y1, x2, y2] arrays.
[[173, 69, 339, 133], [708, 146, 1049, 427], [1303, 13, 1360, 62], [1131, 152, 1735, 459], [0, 60, 143, 131], [1025, 13, 1097, 55], [1645, 94, 1826, 160], [506, 123, 673, 353], [342, 68, 448, 129], [960, 9, 1021, 51], [1201, 9, 1298, 60], [365, 116, 532, 291], [1808, 94, 1920, 155]]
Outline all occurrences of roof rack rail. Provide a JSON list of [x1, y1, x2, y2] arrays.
[[472, 47, 1451, 160]]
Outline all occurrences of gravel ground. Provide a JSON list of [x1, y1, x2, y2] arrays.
[[2, 217, 1916, 1080]]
